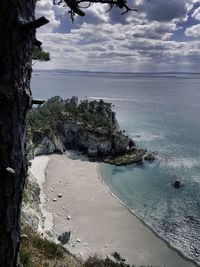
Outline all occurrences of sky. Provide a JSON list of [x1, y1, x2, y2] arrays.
[[35, 0, 200, 72]]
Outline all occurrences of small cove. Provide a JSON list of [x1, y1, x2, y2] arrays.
[[32, 70, 200, 264]]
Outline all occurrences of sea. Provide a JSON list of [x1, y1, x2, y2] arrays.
[[31, 70, 200, 264]]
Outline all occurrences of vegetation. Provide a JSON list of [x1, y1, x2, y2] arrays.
[[19, 223, 160, 267], [27, 96, 117, 145], [19, 222, 77, 267], [32, 46, 50, 62]]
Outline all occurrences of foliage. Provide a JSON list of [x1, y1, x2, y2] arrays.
[[84, 254, 132, 267], [19, 222, 72, 267], [32, 46, 50, 61], [27, 96, 117, 146]]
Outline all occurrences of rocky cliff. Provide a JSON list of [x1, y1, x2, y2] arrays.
[[21, 173, 43, 233], [27, 96, 154, 165]]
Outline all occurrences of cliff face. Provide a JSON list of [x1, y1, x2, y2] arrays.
[[28, 120, 134, 157], [21, 173, 43, 232]]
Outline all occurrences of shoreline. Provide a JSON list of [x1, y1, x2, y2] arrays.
[[30, 152, 198, 266], [97, 165, 199, 267]]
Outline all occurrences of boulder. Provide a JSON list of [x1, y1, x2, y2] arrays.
[[128, 139, 136, 148], [58, 231, 71, 245], [173, 180, 181, 188], [144, 154, 155, 161]]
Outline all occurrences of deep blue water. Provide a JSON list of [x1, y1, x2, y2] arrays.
[[32, 70, 200, 263]]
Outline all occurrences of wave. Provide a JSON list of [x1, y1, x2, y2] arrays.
[[160, 157, 200, 169], [88, 96, 164, 105], [130, 132, 162, 142]]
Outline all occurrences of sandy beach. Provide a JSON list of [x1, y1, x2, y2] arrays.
[[31, 152, 197, 267]]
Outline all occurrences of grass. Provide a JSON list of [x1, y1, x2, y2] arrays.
[[19, 221, 78, 267]]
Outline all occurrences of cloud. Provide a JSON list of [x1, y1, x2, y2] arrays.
[[191, 6, 200, 20], [132, 0, 190, 22], [35, 18, 200, 72], [34, 0, 200, 72], [36, 0, 60, 32], [185, 23, 200, 37], [130, 22, 177, 40]]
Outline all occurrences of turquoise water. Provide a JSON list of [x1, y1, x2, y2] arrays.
[[32, 71, 200, 263]]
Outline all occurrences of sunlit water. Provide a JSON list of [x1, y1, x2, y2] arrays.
[[32, 70, 200, 263]]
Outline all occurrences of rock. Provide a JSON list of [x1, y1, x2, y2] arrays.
[[34, 136, 65, 157], [128, 139, 135, 148], [76, 238, 81, 243], [103, 151, 143, 166], [84, 242, 88, 246], [104, 244, 108, 248], [173, 180, 181, 188], [58, 231, 71, 245], [53, 198, 57, 202], [6, 167, 16, 174], [67, 215, 71, 220], [137, 149, 147, 155], [21, 234, 28, 238], [58, 193, 62, 198], [144, 153, 155, 161]]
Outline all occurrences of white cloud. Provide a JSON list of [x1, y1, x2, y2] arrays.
[[192, 6, 200, 20], [185, 23, 200, 37], [36, 0, 60, 32], [34, 0, 200, 72], [35, 19, 200, 72]]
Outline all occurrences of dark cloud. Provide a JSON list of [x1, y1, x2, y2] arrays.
[[108, 7, 130, 24], [139, 0, 188, 22]]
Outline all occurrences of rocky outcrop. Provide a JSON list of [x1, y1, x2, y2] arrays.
[[34, 136, 65, 157], [28, 120, 139, 164], [144, 154, 155, 162], [27, 119, 155, 165], [21, 173, 43, 233], [27, 97, 155, 166], [102, 151, 144, 166]]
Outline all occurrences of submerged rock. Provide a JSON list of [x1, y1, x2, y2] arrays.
[[172, 180, 181, 188], [144, 153, 155, 161]]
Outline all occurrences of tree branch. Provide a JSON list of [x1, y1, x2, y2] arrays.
[[53, 0, 138, 21]]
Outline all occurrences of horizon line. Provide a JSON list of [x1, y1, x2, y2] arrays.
[[32, 69, 200, 75]]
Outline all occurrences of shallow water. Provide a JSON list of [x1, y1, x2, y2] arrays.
[[32, 70, 200, 263]]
